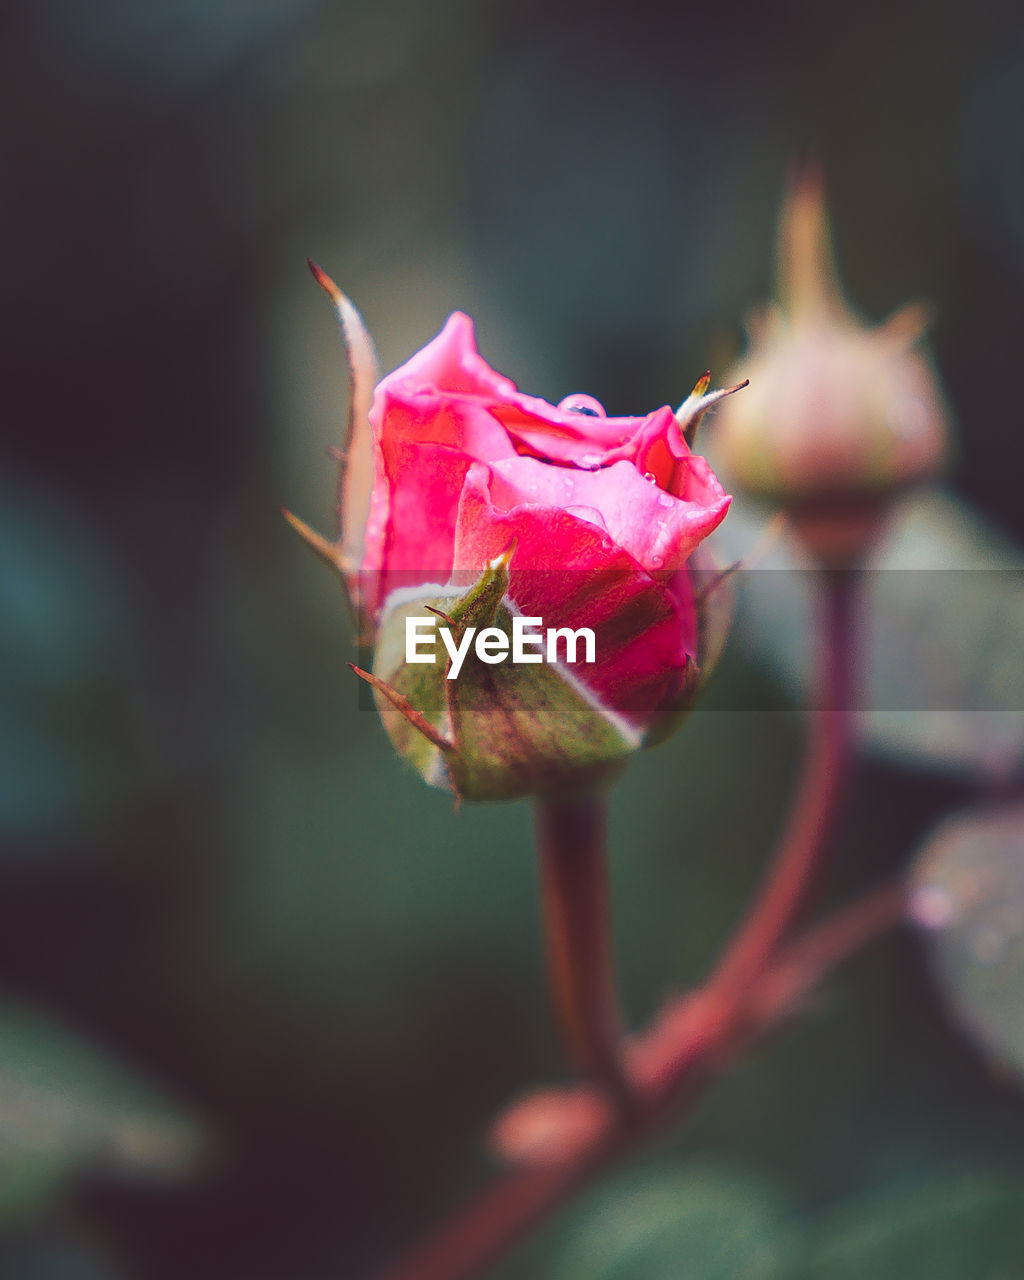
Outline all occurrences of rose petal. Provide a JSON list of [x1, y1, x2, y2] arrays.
[[633, 412, 732, 505], [452, 465, 697, 725], [490, 397, 648, 464], [486, 455, 730, 575], [372, 383, 516, 459], [380, 312, 519, 399], [366, 439, 478, 615]]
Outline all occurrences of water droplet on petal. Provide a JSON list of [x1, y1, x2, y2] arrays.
[[558, 393, 606, 418], [643, 471, 657, 484], [565, 504, 608, 532], [578, 453, 602, 469]]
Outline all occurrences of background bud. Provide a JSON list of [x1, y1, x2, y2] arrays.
[[712, 165, 952, 566]]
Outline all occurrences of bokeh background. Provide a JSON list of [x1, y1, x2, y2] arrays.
[[3, 1, 1024, 1277]]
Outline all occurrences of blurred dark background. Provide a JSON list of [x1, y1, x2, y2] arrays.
[[3, 1, 1024, 1277]]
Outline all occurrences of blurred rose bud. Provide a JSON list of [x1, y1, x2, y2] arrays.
[[289, 266, 741, 800], [712, 165, 952, 566]]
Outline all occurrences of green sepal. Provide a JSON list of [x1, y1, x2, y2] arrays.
[[368, 558, 641, 802]]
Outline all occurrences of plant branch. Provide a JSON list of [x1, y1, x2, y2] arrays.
[[373, 881, 905, 1280], [705, 568, 859, 1001], [533, 792, 633, 1111], [372, 567, 868, 1280]]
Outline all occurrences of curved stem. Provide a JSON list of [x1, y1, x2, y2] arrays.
[[373, 881, 904, 1280], [371, 567, 867, 1280], [707, 568, 859, 1000], [533, 792, 632, 1111]]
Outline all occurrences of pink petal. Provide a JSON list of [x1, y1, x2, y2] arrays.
[[452, 466, 697, 727], [371, 382, 516, 459], [632, 413, 732, 504], [490, 397, 648, 464], [362, 439, 475, 615], [380, 312, 519, 399], [486, 455, 730, 575]]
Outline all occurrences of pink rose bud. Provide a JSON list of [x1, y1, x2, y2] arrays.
[[712, 164, 952, 567], [290, 265, 738, 800]]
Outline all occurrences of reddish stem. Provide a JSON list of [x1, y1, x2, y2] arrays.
[[375, 1162, 590, 1280], [372, 568, 868, 1280], [707, 568, 859, 1000], [533, 792, 633, 1111], [373, 883, 905, 1280]]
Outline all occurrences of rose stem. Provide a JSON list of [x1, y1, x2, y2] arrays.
[[533, 791, 633, 1112], [371, 568, 866, 1279], [704, 566, 859, 1003], [372, 881, 904, 1280]]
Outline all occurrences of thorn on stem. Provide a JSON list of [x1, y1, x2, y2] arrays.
[[281, 508, 344, 572], [307, 258, 344, 304], [695, 560, 742, 606], [348, 664, 455, 753]]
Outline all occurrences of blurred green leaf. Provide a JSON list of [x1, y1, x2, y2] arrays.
[[0, 1148, 68, 1231], [792, 1172, 1024, 1279], [547, 1164, 797, 1280], [711, 490, 1024, 780], [506, 1160, 1024, 1280], [909, 802, 1024, 1077], [0, 999, 204, 1226]]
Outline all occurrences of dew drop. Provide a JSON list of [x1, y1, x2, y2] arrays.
[[578, 453, 602, 469], [558, 393, 606, 418], [643, 471, 657, 484]]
